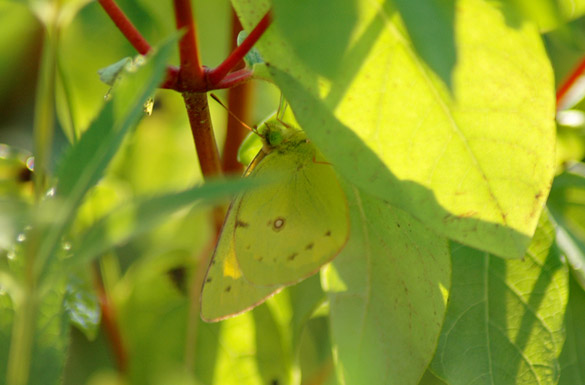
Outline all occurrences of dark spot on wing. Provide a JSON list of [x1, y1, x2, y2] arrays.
[[211, 259, 216, 265], [206, 277, 212, 283], [272, 217, 286, 232], [236, 220, 249, 228], [325, 230, 331, 236], [288, 253, 298, 261], [271, 380, 279, 385], [225, 286, 231, 292], [305, 243, 314, 250]]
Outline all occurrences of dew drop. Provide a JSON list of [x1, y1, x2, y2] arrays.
[[63, 242, 72, 251], [46, 187, 56, 197], [25, 156, 35, 172], [16, 233, 26, 243]]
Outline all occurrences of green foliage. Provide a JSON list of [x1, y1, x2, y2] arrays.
[[323, 186, 450, 384], [1, 0, 585, 384], [431, 216, 568, 384]]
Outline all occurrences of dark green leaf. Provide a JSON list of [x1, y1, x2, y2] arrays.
[[431, 215, 568, 384], [272, 0, 357, 79], [558, 273, 585, 384], [393, 0, 456, 88]]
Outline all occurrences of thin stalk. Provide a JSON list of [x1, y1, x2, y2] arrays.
[[97, 0, 151, 55], [173, 0, 206, 89], [222, 10, 255, 174], [93, 262, 128, 373], [182, 92, 222, 177], [213, 68, 254, 90], [556, 55, 585, 109], [32, 24, 58, 199], [7, 8, 60, 382], [207, 11, 272, 86], [6, 286, 37, 385], [56, 47, 79, 143]]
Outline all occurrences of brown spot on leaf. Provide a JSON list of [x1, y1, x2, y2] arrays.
[[305, 243, 314, 250], [325, 230, 331, 237], [288, 253, 298, 261], [225, 286, 231, 292]]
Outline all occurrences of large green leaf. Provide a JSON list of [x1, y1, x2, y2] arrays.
[[558, 273, 585, 384], [234, 0, 556, 259], [431, 215, 568, 384], [272, 0, 357, 79], [322, 186, 450, 385]]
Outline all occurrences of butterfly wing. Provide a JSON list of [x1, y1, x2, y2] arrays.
[[200, 198, 282, 322], [234, 140, 349, 286]]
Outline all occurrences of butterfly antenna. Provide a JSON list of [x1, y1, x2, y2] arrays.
[[209, 93, 257, 133]]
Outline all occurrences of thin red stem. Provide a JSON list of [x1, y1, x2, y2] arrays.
[[212, 68, 254, 90], [97, 0, 151, 55], [557, 56, 585, 109], [182, 92, 222, 177], [207, 11, 272, 86], [93, 264, 128, 374], [173, 0, 206, 89], [222, 10, 255, 174]]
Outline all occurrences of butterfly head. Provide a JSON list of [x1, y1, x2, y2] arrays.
[[258, 119, 306, 153]]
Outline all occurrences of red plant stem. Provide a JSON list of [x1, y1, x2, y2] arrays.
[[213, 68, 254, 89], [93, 264, 128, 374], [556, 56, 585, 109], [173, 0, 206, 89], [207, 11, 272, 86], [222, 10, 255, 174], [97, 0, 151, 55], [183, 92, 222, 177], [161, 66, 180, 90]]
